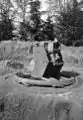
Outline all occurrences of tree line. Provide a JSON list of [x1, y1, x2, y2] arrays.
[[0, 0, 83, 46]]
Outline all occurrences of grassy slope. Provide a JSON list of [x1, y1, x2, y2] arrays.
[[0, 41, 83, 119]]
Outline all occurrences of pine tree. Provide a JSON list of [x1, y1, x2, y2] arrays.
[[19, 21, 31, 41], [55, 0, 83, 45], [0, 10, 14, 41], [0, 0, 14, 41], [29, 0, 43, 41], [42, 16, 55, 41]]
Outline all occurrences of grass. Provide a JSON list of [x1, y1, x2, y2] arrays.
[[0, 40, 83, 66], [62, 46, 83, 67], [0, 93, 82, 120], [0, 41, 83, 119]]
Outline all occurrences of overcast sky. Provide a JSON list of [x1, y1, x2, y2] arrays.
[[40, 0, 48, 11]]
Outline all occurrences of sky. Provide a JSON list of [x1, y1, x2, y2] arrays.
[[40, 0, 49, 20], [40, 0, 48, 11]]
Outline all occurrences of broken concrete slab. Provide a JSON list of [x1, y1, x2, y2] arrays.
[[31, 45, 48, 77]]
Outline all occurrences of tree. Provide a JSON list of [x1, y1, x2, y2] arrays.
[[15, 0, 30, 23], [0, 0, 14, 41], [55, 0, 83, 45], [15, 0, 43, 41], [19, 21, 32, 41], [14, 0, 31, 41], [29, 0, 43, 41], [45, 0, 66, 19], [42, 16, 55, 41], [0, 18, 14, 40]]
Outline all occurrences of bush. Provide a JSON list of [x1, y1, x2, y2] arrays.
[[73, 40, 83, 46], [6, 60, 24, 70]]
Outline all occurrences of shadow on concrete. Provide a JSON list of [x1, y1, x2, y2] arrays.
[[60, 71, 79, 78], [16, 72, 45, 81]]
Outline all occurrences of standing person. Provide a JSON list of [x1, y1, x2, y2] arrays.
[[53, 38, 63, 65], [53, 38, 64, 79], [43, 38, 64, 80]]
